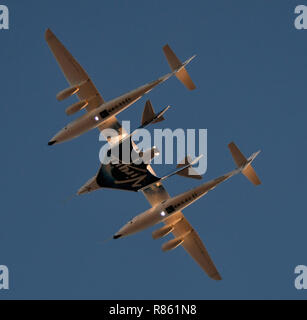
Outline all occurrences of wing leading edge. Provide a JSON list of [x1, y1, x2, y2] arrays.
[[45, 29, 104, 112]]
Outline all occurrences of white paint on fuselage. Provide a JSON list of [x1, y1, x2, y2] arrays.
[[114, 171, 237, 239], [115, 182, 213, 238], [49, 75, 170, 144]]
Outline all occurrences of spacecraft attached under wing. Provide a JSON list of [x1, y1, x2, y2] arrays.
[[45, 30, 262, 280], [78, 145, 202, 194], [77, 100, 200, 194]]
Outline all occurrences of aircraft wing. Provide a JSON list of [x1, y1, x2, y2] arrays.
[[143, 186, 222, 280], [47, 30, 221, 279], [164, 211, 221, 280], [45, 29, 104, 112]]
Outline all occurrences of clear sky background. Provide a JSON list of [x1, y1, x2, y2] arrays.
[[0, 0, 306, 299]]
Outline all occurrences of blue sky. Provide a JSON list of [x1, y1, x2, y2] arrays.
[[0, 0, 307, 299]]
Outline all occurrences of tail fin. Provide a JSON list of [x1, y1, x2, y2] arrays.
[[163, 44, 196, 90], [142, 100, 163, 126], [141, 100, 170, 126], [228, 142, 261, 186]]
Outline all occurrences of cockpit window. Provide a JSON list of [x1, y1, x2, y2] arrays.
[[165, 205, 175, 214]]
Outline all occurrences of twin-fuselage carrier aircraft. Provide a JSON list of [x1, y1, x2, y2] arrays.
[[46, 29, 261, 280]]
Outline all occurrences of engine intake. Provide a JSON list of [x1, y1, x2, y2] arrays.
[[152, 225, 174, 240], [56, 80, 88, 101], [162, 237, 184, 252], [65, 100, 88, 115]]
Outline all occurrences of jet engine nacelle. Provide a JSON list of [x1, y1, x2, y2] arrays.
[[65, 100, 88, 115], [152, 225, 174, 240], [134, 146, 159, 164], [162, 237, 184, 252], [56, 80, 88, 101], [56, 85, 79, 101]]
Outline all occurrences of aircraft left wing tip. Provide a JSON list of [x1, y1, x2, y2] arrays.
[[211, 272, 222, 281], [45, 28, 54, 41]]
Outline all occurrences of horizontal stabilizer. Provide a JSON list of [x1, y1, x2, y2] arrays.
[[175, 68, 196, 91], [177, 155, 193, 168], [152, 116, 165, 123], [228, 142, 247, 168], [159, 155, 203, 182], [163, 45, 182, 70], [242, 164, 261, 186], [176, 166, 202, 180], [228, 142, 261, 186], [176, 155, 202, 180], [163, 44, 196, 90]]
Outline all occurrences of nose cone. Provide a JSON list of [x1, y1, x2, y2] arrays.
[[48, 140, 57, 146], [113, 234, 122, 239], [48, 127, 69, 146]]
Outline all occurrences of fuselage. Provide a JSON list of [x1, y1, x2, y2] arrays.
[[48, 74, 172, 145], [113, 173, 232, 239]]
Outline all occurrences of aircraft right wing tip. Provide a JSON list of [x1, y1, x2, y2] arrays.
[[163, 44, 169, 50], [45, 28, 54, 41], [210, 272, 222, 281]]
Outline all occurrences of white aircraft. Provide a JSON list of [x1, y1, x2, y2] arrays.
[[45, 29, 196, 146], [45, 30, 261, 279], [113, 142, 261, 280]]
